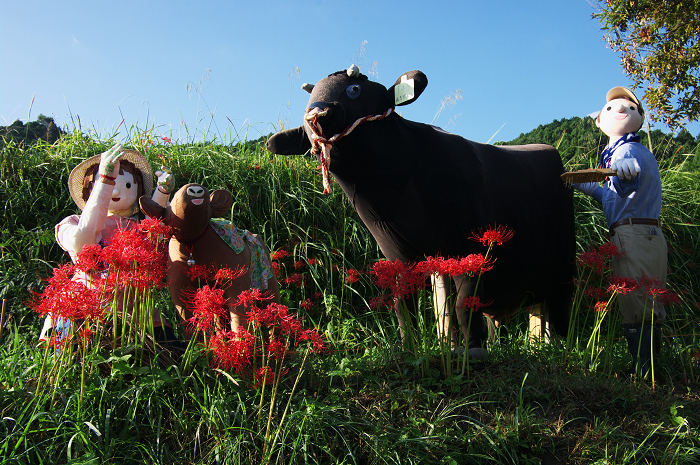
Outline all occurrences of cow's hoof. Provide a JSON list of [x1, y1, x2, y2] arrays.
[[450, 347, 489, 362], [468, 348, 489, 362]]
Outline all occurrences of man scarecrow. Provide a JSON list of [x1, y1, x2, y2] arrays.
[[574, 87, 667, 378]]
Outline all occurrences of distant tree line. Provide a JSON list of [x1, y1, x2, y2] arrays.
[[498, 116, 700, 171], [0, 114, 65, 148]]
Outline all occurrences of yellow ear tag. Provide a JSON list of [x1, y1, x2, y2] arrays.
[[394, 75, 415, 105]]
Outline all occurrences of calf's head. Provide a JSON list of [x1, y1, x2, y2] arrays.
[[140, 183, 234, 243]]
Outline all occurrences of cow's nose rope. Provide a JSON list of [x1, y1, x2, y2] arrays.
[[305, 107, 394, 194]]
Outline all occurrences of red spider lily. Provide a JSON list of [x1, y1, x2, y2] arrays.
[[254, 365, 278, 387], [299, 328, 328, 353], [161, 136, 172, 144], [271, 262, 281, 277], [186, 285, 230, 331], [138, 217, 172, 241], [100, 227, 168, 291], [638, 275, 667, 300], [459, 295, 491, 312], [266, 339, 288, 359], [577, 249, 608, 275], [187, 264, 213, 282], [346, 269, 361, 283], [308, 258, 317, 266], [593, 301, 609, 312], [658, 289, 680, 306], [371, 259, 429, 300], [300, 299, 314, 310], [470, 225, 515, 247], [294, 260, 306, 270], [607, 276, 637, 295], [209, 328, 256, 373], [214, 266, 246, 285], [283, 273, 305, 288], [313, 291, 323, 299], [422, 254, 495, 277], [233, 288, 274, 308], [585, 287, 610, 300], [33, 265, 108, 323], [77, 326, 94, 341], [598, 241, 622, 257], [75, 244, 105, 275], [267, 303, 303, 337], [271, 249, 290, 261]]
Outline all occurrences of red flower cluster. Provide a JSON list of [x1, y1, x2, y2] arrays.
[[470, 225, 515, 247], [203, 289, 328, 384], [607, 276, 637, 295], [577, 249, 608, 276], [422, 254, 494, 277], [33, 219, 171, 342], [371, 259, 429, 300], [345, 268, 361, 283], [33, 263, 108, 323]]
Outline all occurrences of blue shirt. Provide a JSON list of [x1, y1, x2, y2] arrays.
[[588, 140, 663, 227]]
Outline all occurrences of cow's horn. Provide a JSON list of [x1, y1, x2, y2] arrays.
[[302, 82, 314, 93], [347, 65, 360, 78]]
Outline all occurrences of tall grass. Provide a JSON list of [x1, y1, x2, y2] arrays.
[[1, 124, 699, 464]]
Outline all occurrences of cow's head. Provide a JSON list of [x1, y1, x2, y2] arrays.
[[266, 66, 428, 191], [140, 183, 233, 243]]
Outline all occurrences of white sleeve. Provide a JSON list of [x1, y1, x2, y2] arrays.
[[56, 179, 113, 255]]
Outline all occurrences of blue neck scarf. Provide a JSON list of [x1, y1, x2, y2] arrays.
[[599, 132, 641, 168]]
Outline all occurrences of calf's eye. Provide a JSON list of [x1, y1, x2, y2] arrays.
[[346, 84, 361, 99]]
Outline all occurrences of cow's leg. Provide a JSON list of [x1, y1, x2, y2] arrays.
[[452, 274, 488, 361], [431, 273, 457, 346], [528, 303, 550, 342]]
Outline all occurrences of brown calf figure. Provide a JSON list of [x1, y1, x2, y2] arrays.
[[140, 183, 280, 332]]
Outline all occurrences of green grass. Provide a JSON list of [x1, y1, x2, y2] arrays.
[[1, 125, 699, 464]]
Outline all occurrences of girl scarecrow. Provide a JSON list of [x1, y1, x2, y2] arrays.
[[38, 143, 176, 344]]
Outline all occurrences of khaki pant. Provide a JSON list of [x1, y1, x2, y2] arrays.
[[611, 224, 667, 325]]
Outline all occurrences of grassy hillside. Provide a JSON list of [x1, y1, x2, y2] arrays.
[[1, 122, 699, 464]]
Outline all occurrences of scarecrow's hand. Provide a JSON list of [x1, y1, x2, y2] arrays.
[[610, 157, 640, 181], [572, 182, 600, 196], [155, 166, 175, 194], [98, 143, 124, 180]]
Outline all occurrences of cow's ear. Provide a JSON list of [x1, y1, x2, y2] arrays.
[[210, 190, 234, 217], [266, 127, 311, 155], [140, 196, 166, 219], [388, 70, 428, 106]]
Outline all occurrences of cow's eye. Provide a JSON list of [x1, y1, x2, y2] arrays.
[[125, 182, 132, 189], [606, 106, 612, 111], [346, 84, 361, 99]]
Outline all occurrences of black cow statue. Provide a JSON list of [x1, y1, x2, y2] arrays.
[[267, 66, 576, 358]]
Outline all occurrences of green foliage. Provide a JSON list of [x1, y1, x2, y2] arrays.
[[0, 115, 65, 149], [501, 115, 700, 170], [593, 0, 700, 128]]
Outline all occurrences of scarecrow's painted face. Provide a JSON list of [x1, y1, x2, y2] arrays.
[[597, 97, 643, 137], [108, 171, 139, 214]]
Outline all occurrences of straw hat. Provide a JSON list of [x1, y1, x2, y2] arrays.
[[605, 86, 644, 114], [68, 149, 153, 210]]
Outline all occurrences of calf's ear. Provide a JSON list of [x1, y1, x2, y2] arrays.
[[266, 127, 312, 155], [388, 70, 428, 106], [210, 190, 234, 217], [139, 196, 166, 220]]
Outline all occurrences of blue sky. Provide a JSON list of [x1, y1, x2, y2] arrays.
[[2, 0, 697, 144]]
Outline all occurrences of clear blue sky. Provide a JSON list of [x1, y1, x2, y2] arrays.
[[2, 0, 697, 145]]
